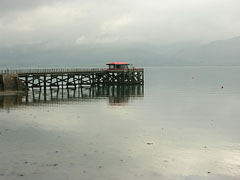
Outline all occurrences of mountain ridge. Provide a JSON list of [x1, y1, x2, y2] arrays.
[[0, 36, 240, 67]]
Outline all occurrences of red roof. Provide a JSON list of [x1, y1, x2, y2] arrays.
[[107, 62, 130, 65]]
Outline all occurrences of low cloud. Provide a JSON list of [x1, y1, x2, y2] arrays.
[[0, 0, 240, 47]]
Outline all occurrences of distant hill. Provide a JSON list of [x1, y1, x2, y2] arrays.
[[167, 36, 240, 66], [0, 36, 240, 68]]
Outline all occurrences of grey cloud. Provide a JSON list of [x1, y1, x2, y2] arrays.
[[0, 0, 60, 12], [0, 0, 240, 67], [0, 0, 239, 45]]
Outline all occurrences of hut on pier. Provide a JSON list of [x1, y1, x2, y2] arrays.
[[106, 62, 130, 70]]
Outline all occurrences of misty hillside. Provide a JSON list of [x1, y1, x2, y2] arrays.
[[169, 36, 240, 66], [0, 36, 240, 68]]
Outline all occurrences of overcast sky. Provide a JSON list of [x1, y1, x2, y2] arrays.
[[0, 0, 240, 48]]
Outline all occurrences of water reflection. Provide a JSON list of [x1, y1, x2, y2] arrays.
[[1, 67, 240, 180], [0, 95, 23, 109], [0, 85, 144, 109]]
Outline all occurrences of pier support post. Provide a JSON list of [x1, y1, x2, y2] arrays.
[[44, 75, 47, 101], [25, 76, 28, 90]]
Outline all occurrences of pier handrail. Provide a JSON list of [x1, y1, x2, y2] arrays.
[[0, 68, 106, 74], [0, 67, 144, 75]]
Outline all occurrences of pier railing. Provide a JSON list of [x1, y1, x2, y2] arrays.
[[0, 68, 144, 75], [0, 68, 105, 75]]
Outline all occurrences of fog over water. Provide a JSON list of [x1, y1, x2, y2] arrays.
[[0, 1, 240, 179]]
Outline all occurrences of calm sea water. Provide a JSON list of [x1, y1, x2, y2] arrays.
[[0, 67, 240, 180]]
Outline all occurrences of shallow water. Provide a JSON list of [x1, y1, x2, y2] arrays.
[[0, 67, 240, 180]]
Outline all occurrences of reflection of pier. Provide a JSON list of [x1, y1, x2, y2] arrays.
[[0, 85, 144, 109]]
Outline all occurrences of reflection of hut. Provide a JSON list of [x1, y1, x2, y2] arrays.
[[106, 62, 130, 70], [109, 96, 129, 106]]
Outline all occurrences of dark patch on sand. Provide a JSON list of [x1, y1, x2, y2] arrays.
[[146, 142, 153, 145]]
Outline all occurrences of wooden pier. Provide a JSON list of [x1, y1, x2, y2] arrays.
[[0, 67, 144, 92]]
